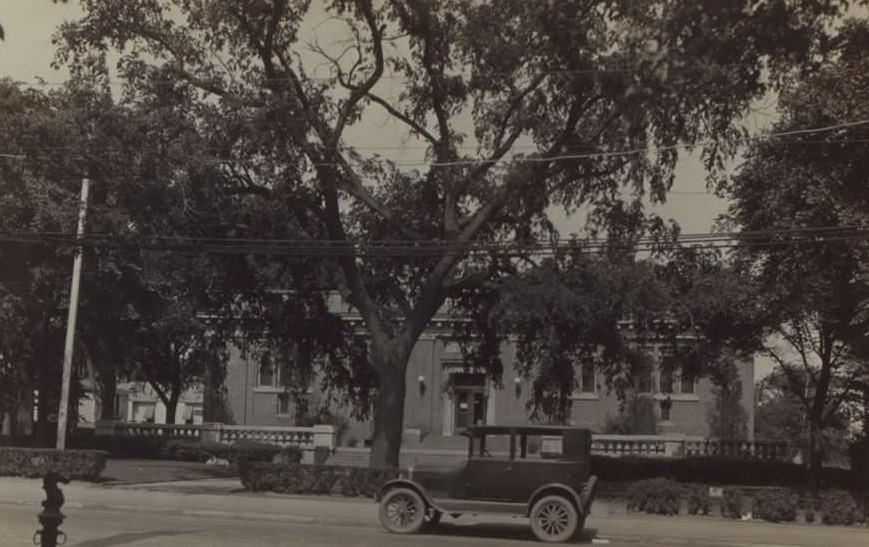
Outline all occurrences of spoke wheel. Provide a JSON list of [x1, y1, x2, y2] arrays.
[[530, 495, 578, 543], [379, 488, 426, 534]]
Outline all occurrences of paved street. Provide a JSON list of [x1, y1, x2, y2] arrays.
[[0, 503, 610, 547], [1, 474, 866, 547]]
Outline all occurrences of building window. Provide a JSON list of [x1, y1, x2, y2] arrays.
[[579, 359, 595, 393], [258, 353, 276, 387], [660, 354, 697, 395], [276, 393, 292, 416], [660, 368, 675, 394], [680, 373, 696, 394]]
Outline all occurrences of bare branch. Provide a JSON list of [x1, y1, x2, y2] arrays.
[[364, 91, 439, 144]]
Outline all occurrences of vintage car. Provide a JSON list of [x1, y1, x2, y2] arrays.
[[376, 425, 598, 543]]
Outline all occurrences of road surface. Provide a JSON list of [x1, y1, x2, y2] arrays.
[[0, 503, 671, 547]]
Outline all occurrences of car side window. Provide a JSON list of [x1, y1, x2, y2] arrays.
[[518, 434, 563, 459], [471, 434, 512, 458]]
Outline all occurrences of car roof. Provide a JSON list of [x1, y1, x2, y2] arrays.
[[460, 425, 591, 436]]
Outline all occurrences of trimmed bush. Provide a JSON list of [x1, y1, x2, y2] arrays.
[[721, 487, 743, 519], [590, 455, 851, 489], [626, 477, 683, 515], [752, 489, 798, 522], [804, 508, 815, 523], [820, 490, 861, 526], [686, 484, 711, 515], [0, 447, 109, 481], [239, 462, 399, 497]]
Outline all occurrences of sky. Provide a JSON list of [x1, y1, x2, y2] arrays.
[[1, 1, 776, 379]]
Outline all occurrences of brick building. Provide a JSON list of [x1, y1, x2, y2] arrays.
[[222, 296, 755, 447]]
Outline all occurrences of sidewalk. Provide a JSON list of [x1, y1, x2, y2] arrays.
[[0, 475, 865, 547]]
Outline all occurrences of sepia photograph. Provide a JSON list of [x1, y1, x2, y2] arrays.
[[0, 1, 867, 545]]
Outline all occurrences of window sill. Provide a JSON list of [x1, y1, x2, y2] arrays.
[[253, 387, 312, 394], [652, 393, 699, 402], [570, 392, 600, 401]]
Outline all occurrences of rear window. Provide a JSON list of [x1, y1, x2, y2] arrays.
[[518, 434, 563, 459]]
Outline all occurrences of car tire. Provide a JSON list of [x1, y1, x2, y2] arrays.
[[378, 487, 426, 534], [529, 495, 579, 543]]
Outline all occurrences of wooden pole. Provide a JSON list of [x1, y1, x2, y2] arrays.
[[56, 177, 90, 450]]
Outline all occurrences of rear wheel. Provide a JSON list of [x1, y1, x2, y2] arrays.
[[529, 495, 579, 543], [379, 488, 426, 534]]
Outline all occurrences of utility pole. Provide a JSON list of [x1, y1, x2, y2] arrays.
[[56, 177, 90, 450]]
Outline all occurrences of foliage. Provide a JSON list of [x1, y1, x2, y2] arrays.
[[723, 19, 869, 488], [707, 359, 749, 439], [685, 484, 711, 516], [51, 0, 848, 467], [459, 245, 764, 422], [239, 462, 398, 498], [0, 447, 108, 481], [752, 489, 798, 522], [625, 477, 682, 515], [721, 488, 744, 519], [820, 490, 862, 526]]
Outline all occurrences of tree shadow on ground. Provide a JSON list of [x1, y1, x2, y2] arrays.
[[72, 530, 194, 546]]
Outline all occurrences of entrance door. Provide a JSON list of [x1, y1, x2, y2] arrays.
[[454, 387, 486, 429]]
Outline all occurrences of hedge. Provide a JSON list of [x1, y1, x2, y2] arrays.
[[626, 478, 683, 515], [0, 447, 109, 481], [820, 490, 862, 525], [752, 489, 798, 522], [240, 462, 399, 497], [590, 456, 852, 489]]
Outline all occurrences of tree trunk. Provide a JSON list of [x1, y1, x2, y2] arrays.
[[368, 341, 411, 469], [807, 407, 824, 492], [97, 371, 116, 420], [164, 394, 179, 425]]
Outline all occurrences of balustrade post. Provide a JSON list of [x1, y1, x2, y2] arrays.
[[313, 424, 336, 450], [200, 422, 223, 444], [663, 434, 686, 458]]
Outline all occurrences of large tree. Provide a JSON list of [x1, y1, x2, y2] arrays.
[[55, 0, 845, 467], [724, 18, 869, 489]]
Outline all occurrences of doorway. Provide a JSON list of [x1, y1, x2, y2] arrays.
[[451, 373, 487, 430]]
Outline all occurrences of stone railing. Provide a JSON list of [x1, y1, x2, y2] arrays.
[[95, 421, 336, 450], [683, 438, 801, 461], [592, 434, 801, 462], [592, 435, 670, 457]]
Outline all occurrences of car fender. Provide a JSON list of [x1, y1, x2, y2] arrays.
[[525, 482, 585, 517], [376, 478, 444, 511]]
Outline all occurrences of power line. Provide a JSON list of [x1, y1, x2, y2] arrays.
[[1, 226, 866, 258], [1, 119, 867, 167]]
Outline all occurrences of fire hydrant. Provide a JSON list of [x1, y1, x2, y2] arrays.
[[34, 472, 69, 547]]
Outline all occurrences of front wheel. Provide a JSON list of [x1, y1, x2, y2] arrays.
[[379, 487, 426, 534], [529, 495, 579, 543]]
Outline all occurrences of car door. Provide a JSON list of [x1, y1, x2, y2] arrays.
[[463, 432, 514, 501]]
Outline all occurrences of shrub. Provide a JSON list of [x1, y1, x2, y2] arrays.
[[820, 490, 861, 526], [68, 435, 166, 459], [239, 462, 399, 497], [721, 487, 743, 519], [272, 446, 303, 464], [804, 508, 815, 523], [686, 484, 711, 515], [589, 455, 852, 489], [230, 441, 282, 463], [0, 447, 109, 481], [626, 477, 682, 515], [752, 489, 797, 522]]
